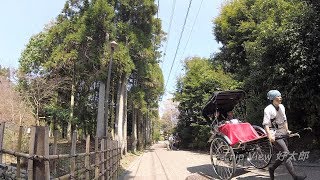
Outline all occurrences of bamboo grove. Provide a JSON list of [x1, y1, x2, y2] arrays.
[[18, 0, 164, 154]]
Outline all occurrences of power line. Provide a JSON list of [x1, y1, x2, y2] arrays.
[[157, 0, 160, 19], [173, 0, 204, 78], [181, 0, 204, 59], [161, 0, 177, 69], [164, 0, 193, 92]]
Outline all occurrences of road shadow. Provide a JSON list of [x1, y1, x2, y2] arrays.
[[235, 175, 269, 179], [187, 164, 254, 179], [187, 164, 273, 179], [144, 148, 155, 152], [187, 164, 215, 178], [119, 169, 134, 180]]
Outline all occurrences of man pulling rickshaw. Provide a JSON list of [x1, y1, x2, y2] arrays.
[[202, 90, 309, 180], [263, 90, 306, 180]]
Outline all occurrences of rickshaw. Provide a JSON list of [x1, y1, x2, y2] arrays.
[[202, 90, 273, 180]]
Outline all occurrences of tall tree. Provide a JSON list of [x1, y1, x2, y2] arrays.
[[18, 0, 164, 151], [174, 57, 239, 148], [115, 0, 164, 151], [213, 0, 320, 144], [0, 67, 35, 126]]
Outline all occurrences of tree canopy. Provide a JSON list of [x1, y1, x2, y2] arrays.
[[173, 57, 240, 149], [212, 0, 320, 143], [18, 0, 164, 142], [171, 0, 320, 149]]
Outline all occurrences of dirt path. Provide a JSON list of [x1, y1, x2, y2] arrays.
[[120, 141, 320, 180]]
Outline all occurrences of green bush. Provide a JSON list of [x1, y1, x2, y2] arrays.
[[189, 124, 211, 150], [176, 123, 211, 150], [153, 129, 162, 142]]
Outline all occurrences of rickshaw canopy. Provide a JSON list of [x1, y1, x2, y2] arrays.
[[202, 90, 245, 119]]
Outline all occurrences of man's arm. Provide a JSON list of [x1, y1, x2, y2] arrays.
[[284, 121, 291, 134], [264, 125, 275, 142]]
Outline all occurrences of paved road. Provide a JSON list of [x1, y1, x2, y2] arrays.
[[120, 141, 320, 180]]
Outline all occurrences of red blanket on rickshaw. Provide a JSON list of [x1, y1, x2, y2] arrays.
[[218, 122, 260, 146]]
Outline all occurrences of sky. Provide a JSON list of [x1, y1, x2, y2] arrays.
[[158, 0, 224, 115], [0, 0, 225, 114], [0, 0, 66, 68]]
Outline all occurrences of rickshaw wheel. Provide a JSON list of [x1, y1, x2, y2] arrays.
[[210, 136, 236, 180], [247, 138, 273, 169]]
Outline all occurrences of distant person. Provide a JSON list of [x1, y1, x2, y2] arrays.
[[213, 111, 223, 124], [174, 133, 181, 150], [226, 110, 234, 120], [226, 110, 240, 123], [168, 134, 175, 150], [263, 90, 306, 180]]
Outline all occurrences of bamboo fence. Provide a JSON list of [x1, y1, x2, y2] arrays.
[[0, 123, 121, 180]]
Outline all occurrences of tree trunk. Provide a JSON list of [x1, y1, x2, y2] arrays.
[[115, 74, 123, 154], [146, 109, 150, 145], [96, 82, 106, 138], [131, 108, 137, 153], [68, 83, 75, 140], [137, 111, 143, 150], [150, 118, 153, 144], [144, 114, 147, 148], [110, 85, 115, 140], [115, 74, 127, 156], [36, 104, 40, 125], [104, 51, 114, 140], [123, 78, 128, 155]]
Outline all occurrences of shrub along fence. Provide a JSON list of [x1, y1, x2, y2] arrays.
[[0, 122, 121, 180]]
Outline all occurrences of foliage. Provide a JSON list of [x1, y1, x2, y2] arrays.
[[174, 123, 211, 150], [18, 0, 164, 141], [117, 0, 164, 145], [213, 0, 320, 147], [3, 124, 30, 153], [174, 57, 240, 147], [159, 118, 174, 135], [152, 117, 163, 142], [0, 70, 35, 126], [0, 66, 9, 77], [188, 124, 211, 150], [175, 57, 240, 124]]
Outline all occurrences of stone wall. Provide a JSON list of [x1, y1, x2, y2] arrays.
[[0, 164, 27, 180]]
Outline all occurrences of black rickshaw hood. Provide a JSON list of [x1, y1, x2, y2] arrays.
[[202, 90, 246, 120]]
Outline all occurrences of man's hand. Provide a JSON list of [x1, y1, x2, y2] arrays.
[[287, 130, 292, 134], [264, 125, 275, 143], [268, 134, 275, 143]]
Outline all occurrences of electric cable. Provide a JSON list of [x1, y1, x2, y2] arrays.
[[173, 0, 204, 78], [161, 0, 177, 69], [164, 0, 193, 92]]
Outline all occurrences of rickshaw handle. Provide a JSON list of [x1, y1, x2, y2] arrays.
[[275, 127, 312, 140]]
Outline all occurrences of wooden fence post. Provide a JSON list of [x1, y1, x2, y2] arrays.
[[107, 140, 112, 179], [44, 126, 50, 180], [16, 126, 23, 179], [53, 129, 58, 175], [0, 123, 5, 164], [116, 141, 118, 179], [104, 139, 107, 179], [100, 139, 105, 180], [27, 126, 36, 180], [94, 137, 99, 179], [112, 141, 115, 179], [28, 126, 50, 180], [117, 142, 120, 178], [116, 141, 119, 179], [70, 131, 77, 179], [85, 135, 90, 180]]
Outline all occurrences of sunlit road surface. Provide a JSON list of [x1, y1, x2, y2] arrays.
[[120, 141, 320, 180]]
